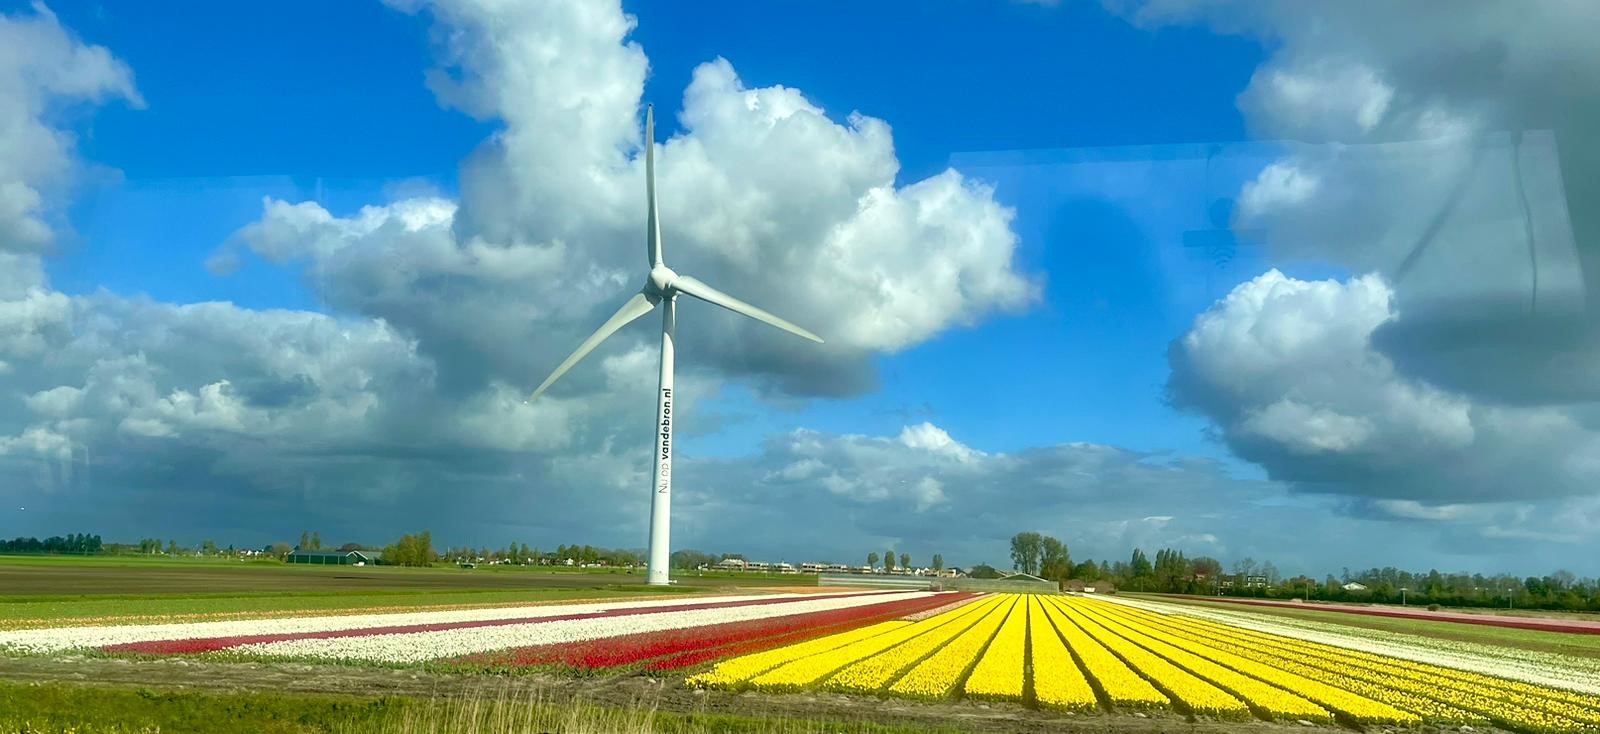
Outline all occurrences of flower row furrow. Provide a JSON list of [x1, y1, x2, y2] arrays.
[[1216, 604, 1600, 729], [686, 621, 913, 687], [104, 590, 904, 656], [1101, 595, 1600, 695], [962, 597, 1027, 700], [1077, 598, 1414, 725], [1099, 597, 1596, 733], [745, 596, 1001, 692], [824, 596, 1001, 693], [1088, 598, 1483, 725], [1036, 595, 1167, 709], [1025, 596, 1098, 712], [472, 593, 972, 670], [1051, 599, 1249, 717], [1065, 600, 1331, 722], [225, 592, 938, 663], [1, 591, 878, 655], [887, 596, 1016, 699]]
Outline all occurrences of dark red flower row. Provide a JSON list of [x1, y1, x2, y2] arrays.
[[466, 592, 977, 671], [104, 590, 903, 655]]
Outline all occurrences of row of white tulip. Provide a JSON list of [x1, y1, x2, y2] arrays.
[[1098, 595, 1600, 695], [230, 591, 938, 663], [0, 591, 897, 655]]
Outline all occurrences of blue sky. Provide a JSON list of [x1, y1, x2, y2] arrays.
[[43, 0, 1264, 461], [4, 0, 1599, 577]]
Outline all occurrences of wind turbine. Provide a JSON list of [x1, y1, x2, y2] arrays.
[[527, 104, 823, 586]]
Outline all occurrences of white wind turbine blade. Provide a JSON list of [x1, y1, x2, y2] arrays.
[[528, 291, 660, 401], [646, 104, 663, 268], [672, 274, 823, 343]]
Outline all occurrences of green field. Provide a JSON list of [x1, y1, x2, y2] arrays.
[[0, 555, 812, 628], [0, 680, 954, 734], [1147, 595, 1600, 660]]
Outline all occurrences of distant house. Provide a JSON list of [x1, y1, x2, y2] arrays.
[[286, 549, 380, 566], [713, 558, 746, 571], [1342, 582, 1369, 592], [1063, 579, 1087, 592]]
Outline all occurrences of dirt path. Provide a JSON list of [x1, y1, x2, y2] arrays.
[[0, 655, 1381, 734]]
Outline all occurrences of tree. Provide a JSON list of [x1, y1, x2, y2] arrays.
[[1039, 536, 1071, 583], [299, 531, 310, 551], [884, 549, 897, 571], [167, 540, 179, 556], [310, 532, 322, 550], [1009, 532, 1044, 575], [1153, 548, 1189, 592], [1072, 560, 1100, 581], [271, 542, 291, 560], [899, 553, 911, 570], [672, 549, 714, 569], [969, 563, 1000, 579], [867, 552, 879, 569], [383, 531, 437, 568], [1130, 548, 1153, 578], [201, 539, 218, 556], [931, 554, 944, 572]]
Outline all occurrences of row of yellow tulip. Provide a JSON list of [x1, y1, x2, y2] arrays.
[[1056, 598, 1332, 722], [1213, 605, 1599, 732], [824, 595, 1005, 693], [1086, 599, 1484, 726], [1034, 594, 1168, 708], [1105, 600, 1600, 733], [888, 596, 1018, 699], [962, 595, 1027, 700], [747, 600, 998, 692], [1071, 599, 1410, 724], [686, 620, 908, 687], [1049, 597, 1251, 717], [1024, 596, 1099, 711]]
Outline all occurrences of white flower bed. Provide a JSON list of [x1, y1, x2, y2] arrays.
[[1099, 595, 1600, 695], [230, 591, 935, 663], [0, 591, 908, 655]]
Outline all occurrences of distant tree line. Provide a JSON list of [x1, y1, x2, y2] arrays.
[[984, 530, 1600, 613], [1264, 567, 1600, 612], [0, 533, 103, 554], [383, 531, 437, 567], [438, 542, 645, 567]]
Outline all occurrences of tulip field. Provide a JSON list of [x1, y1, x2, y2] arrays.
[[690, 593, 1600, 732], [6, 587, 1600, 732]]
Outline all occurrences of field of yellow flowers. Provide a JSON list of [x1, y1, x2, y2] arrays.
[[688, 593, 1600, 732]]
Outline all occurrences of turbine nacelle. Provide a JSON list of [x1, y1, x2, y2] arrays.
[[646, 265, 679, 297]]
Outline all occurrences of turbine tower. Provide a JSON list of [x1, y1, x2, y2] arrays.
[[527, 104, 823, 586]]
